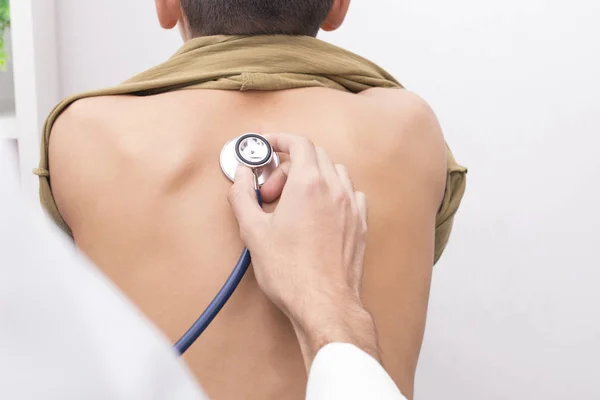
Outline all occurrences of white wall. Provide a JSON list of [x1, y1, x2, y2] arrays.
[[56, 0, 181, 96], [55, 0, 600, 398], [5, 0, 60, 202]]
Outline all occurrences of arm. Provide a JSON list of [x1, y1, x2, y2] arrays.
[[228, 134, 408, 398]]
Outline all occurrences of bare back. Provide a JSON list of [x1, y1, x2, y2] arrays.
[[49, 87, 447, 399]]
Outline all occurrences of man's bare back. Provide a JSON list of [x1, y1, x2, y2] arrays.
[[49, 87, 447, 399]]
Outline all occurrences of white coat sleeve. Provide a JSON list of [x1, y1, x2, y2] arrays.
[[306, 343, 408, 400], [0, 157, 208, 400]]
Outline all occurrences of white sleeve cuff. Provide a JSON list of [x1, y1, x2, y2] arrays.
[[306, 343, 407, 400]]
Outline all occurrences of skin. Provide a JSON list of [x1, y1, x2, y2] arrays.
[[230, 134, 379, 370], [49, 2, 448, 398]]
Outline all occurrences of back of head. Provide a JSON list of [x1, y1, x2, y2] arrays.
[[181, 0, 335, 37]]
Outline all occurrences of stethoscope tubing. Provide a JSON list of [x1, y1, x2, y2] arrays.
[[174, 189, 263, 355]]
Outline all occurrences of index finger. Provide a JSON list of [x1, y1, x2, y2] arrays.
[[264, 134, 319, 172]]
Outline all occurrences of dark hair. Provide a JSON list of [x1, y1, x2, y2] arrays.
[[181, 0, 334, 37]]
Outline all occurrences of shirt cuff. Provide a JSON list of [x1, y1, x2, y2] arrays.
[[306, 343, 407, 400]]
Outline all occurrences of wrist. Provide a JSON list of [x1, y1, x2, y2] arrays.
[[289, 294, 380, 370]]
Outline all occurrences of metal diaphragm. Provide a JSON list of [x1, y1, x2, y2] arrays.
[[220, 133, 280, 186]]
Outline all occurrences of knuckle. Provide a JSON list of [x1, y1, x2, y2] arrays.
[[359, 214, 368, 236], [358, 222, 368, 238], [303, 137, 316, 149], [238, 217, 263, 244], [302, 171, 325, 193], [315, 146, 328, 157], [238, 225, 253, 242], [333, 190, 351, 208], [335, 164, 348, 174]]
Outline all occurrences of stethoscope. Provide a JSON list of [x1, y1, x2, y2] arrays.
[[174, 134, 280, 355]]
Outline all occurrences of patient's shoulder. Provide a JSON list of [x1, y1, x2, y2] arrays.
[[50, 96, 124, 178], [50, 95, 148, 155], [49, 96, 134, 225], [51, 95, 134, 136], [359, 89, 447, 197], [50, 96, 131, 154], [362, 88, 442, 130]]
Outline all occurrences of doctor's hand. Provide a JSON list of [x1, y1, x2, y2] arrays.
[[228, 133, 379, 370]]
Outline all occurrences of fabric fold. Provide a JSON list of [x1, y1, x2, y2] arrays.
[[35, 34, 466, 264]]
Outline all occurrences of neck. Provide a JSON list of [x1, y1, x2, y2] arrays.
[[187, 31, 319, 40]]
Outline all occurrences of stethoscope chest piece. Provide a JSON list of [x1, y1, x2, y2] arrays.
[[220, 133, 279, 185]]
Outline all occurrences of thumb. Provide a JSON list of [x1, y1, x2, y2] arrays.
[[260, 161, 291, 203], [228, 166, 265, 241]]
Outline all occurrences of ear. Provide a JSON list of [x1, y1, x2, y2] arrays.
[[155, 0, 182, 30], [321, 0, 351, 32]]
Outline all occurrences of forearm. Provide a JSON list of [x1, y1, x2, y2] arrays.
[[289, 295, 381, 371], [295, 299, 408, 400]]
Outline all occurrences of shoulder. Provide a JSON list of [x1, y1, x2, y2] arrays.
[[359, 88, 445, 154], [359, 89, 448, 204], [48, 96, 133, 226], [49, 96, 125, 182], [50, 94, 147, 156], [50, 96, 127, 156], [361, 87, 436, 110], [361, 88, 443, 140], [51, 95, 133, 140]]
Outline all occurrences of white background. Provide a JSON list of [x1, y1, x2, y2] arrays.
[[36, 0, 600, 398]]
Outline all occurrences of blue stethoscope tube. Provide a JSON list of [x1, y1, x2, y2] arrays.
[[174, 189, 262, 355]]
